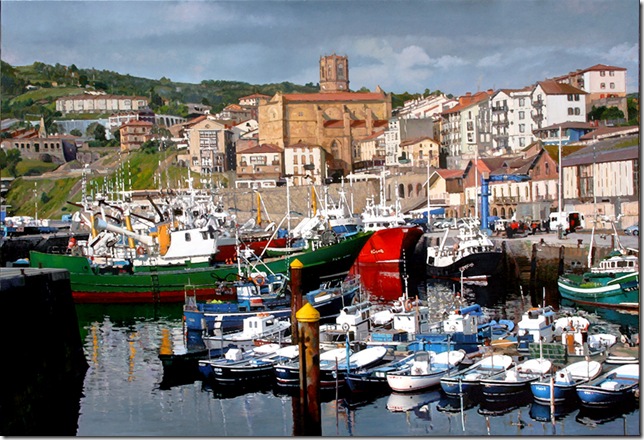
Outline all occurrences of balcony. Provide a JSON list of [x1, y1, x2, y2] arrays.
[[533, 100, 544, 109], [492, 105, 508, 114], [492, 120, 509, 127]]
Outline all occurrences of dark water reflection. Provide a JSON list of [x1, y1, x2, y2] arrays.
[[72, 278, 640, 436]]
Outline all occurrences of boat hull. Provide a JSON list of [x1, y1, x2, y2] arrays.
[[426, 251, 502, 280], [29, 231, 372, 303], [557, 272, 639, 309], [386, 370, 446, 392], [531, 381, 579, 404], [348, 226, 423, 301]]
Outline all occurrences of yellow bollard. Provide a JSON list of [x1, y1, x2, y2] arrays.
[[296, 302, 321, 436]]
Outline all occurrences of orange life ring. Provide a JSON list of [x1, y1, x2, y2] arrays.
[[253, 275, 266, 286], [136, 246, 146, 256], [404, 299, 412, 312]]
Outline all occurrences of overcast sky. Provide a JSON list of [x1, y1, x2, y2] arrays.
[[2, 0, 640, 97]]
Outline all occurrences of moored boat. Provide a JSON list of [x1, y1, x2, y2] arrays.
[[425, 225, 502, 280], [480, 357, 552, 400], [29, 229, 372, 303], [530, 359, 603, 404], [440, 354, 513, 397], [202, 313, 291, 351], [558, 249, 639, 309], [576, 363, 640, 407], [386, 350, 466, 392], [348, 225, 423, 301]]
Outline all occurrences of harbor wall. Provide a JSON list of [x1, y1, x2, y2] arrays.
[[0, 268, 88, 435]]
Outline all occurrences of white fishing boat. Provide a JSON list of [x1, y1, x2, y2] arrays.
[[386, 350, 467, 392], [202, 313, 291, 350]]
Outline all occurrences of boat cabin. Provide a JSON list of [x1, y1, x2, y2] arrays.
[[516, 305, 557, 350], [591, 252, 639, 275]]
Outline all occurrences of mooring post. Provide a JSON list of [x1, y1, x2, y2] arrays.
[[529, 243, 538, 307], [296, 303, 321, 436], [557, 245, 565, 277], [290, 258, 304, 345]]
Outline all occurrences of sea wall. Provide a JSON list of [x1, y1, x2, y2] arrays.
[[0, 268, 88, 435]]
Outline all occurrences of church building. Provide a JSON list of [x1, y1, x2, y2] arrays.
[[258, 54, 392, 177]]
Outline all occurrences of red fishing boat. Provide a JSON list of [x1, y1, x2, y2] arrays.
[[348, 225, 424, 301]]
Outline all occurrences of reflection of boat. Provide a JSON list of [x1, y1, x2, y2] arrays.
[[576, 363, 640, 407], [386, 350, 466, 392], [575, 399, 640, 426], [29, 230, 372, 303], [348, 225, 423, 301], [477, 389, 532, 416], [530, 360, 602, 404], [386, 388, 442, 412], [440, 354, 513, 397], [529, 400, 577, 422], [425, 225, 502, 280]]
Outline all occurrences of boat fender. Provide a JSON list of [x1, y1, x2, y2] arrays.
[[136, 245, 146, 255], [67, 237, 77, 249], [404, 299, 412, 312], [253, 275, 266, 286]]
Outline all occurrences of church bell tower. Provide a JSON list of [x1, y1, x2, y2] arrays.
[[319, 54, 349, 93]]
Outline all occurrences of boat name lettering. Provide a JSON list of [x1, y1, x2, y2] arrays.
[[370, 249, 385, 255]]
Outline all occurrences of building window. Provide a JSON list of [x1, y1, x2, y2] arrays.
[[574, 94, 580, 101], [518, 98, 525, 106], [545, 162, 550, 175], [519, 137, 526, 147], [610, 83, 615, 89], [519, 124, 525, 133], [600, 83, 606, 89], [567, 94, 574, 101], [574, 108, 581, 115], [568, 108, 574, 115], [609, 71, 615, 77], [600, 71, 606, 76], [519, 111, 525, 120]]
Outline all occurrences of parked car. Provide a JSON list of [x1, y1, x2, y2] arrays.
[[624, 224, 639, 236]]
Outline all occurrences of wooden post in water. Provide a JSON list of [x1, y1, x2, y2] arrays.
[[296, 303, 321, 436], [290, 259, 304, 345], [529, 243, 538, 307], [557, 246, 565, 276]]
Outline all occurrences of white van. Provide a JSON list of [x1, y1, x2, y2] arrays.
[[549, 211, 586, 234]]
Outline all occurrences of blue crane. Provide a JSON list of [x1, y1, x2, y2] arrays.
[[479, 172, 531, 232]]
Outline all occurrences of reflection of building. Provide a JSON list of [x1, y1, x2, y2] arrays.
[[259, 54, 391, 176]]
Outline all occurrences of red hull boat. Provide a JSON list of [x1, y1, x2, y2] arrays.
[[348, 226, 424, 301]]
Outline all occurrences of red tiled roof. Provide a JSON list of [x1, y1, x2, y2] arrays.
[[537, 80, 587, 95], [283, 91, 386, 102], [443, 90, 493, 114], [435, 169, 464, 179], [239, 143, 282, 154], [239, 93, 272, 100], [120, 120, 153, 128]]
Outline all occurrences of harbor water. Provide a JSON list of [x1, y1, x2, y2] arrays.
[[73, 278, 640, 436]]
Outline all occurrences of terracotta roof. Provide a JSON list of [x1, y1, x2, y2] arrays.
[[536, 80, 587, 95], [239, 93, 272, 100], [359, 130, 386, 141], [120, 120, 153, 128], [282, 91, 386, 102], [435, 169, 464, 179], [239, 143, 282, 154], [223, 104, 245, 111], [443, 90, 493, 114]]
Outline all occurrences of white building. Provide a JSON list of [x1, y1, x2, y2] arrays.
[[283, 142, 327, 186], [490, 87, 535, 154], [530, 81, 587, 130]]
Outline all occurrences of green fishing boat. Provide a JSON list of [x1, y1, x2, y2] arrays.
[[29, 231, 373, 304]]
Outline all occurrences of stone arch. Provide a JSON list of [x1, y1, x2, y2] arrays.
[[397, 183, 405, 199], [407, 184, 413, 197], [501, 207, 506, 217], [416, 183, 423, 197], [492, 207, 498, 216]]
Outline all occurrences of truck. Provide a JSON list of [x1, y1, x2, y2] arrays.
[[549, 211, 586, 234]]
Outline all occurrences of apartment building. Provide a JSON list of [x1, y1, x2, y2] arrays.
[[56, 92, 148, 115], [530, 81, 587, 130], [554, 64, 628, 115], [283, 142, 327, 186], [119, 120, 153, 152]]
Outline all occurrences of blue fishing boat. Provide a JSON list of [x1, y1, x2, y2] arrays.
[[480, 357, 552, 400], [530, 360, 603, 404], [184, 275, 361, 334], [440, 354, 513, 397], [576, 363, 639, 407]]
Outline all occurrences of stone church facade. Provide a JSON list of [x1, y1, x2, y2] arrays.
[[258, 54, 392, 177]]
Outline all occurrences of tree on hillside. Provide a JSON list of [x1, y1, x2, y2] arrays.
[[0, 149, 22, 177], [86, 122, 107, 142], [70, 129, 83, 136]]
